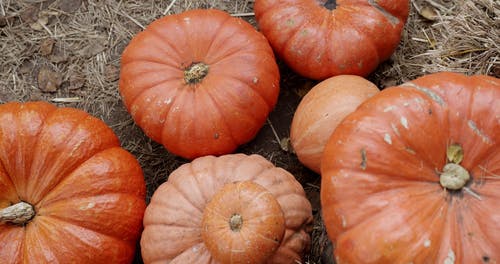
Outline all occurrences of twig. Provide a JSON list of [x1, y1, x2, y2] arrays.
[[51, 97, 82, 103], [231, 12, 255, 17], [118, 10, 145, 30], [266, 118, 281, 145], [163, 0, 178, 15]]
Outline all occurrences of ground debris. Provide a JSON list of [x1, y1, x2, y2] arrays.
[[37, 67, 63, 92]]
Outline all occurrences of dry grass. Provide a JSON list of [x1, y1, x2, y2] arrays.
[[0, 0, 498, 263]]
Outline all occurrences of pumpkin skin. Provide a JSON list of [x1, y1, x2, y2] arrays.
[[290, 75, 379, 173], [320, 72, 500, 263], [254, 0, 409, 80], [0, 101, 146, 264], [119, 9, 280, 159], [141, 154, 313, 263]]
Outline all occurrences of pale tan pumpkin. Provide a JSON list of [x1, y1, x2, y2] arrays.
[[140, 154, 313, 263], [290, 75, 379, 173]]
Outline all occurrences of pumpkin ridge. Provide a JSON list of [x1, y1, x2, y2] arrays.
[[0, 102, 57, 200], [202, 12, 235, 64], [215, 70, 275, 109], [186, 161, 219, 206], [335, 7, 381, 62], [30, 126, 120, 206], [34, 206, 138, 241], [125, 76, 181, 112], [203, 87, 240, 145], [120, 37, 184, 68], [146, 19, 189, 65], [158, 87, 192, 150], [121, 59, 182, 73], [27, 109, 96, 204], [169, 175, 206, 214], [32, 216, 136, 260]]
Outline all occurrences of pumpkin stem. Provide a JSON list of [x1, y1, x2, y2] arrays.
[[0, 201, 35, 225], [184, 62, 209, 84], [229, 214, 243, 232], [322, 0, 337, 10], [439, 144, 470, 190]]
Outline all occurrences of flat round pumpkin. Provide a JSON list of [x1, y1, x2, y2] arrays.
[[254, 0, 409, 80], [321, 72, 500, 262], [119, 9, 280, 159], [141, 154, 313, 263], [0, 101, 146, 263]]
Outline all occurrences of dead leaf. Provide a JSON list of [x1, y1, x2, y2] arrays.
[[40, 38, 56, 56], [57, 0, 83, 13], [67, 73, 85, 90], [37, 67, 63, 92], [49, 45, 69, 63], [419, 6, 438, 21], [77, 41, 106, 58], [20, 6, 39, 24]]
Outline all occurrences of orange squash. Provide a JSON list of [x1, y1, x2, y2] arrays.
[[254, 0, 409, 80], [290, 75, 379, 173], [321, 72, 500, 262], [0, 101, 146, 263], [119, 9, 280, 159], [141, 154, 313, 263]]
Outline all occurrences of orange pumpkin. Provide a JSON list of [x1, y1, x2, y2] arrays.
[[321, 72, 500, 262], [0, 101, 146, 263], [290, 75, 379, 173], [254, 0, 409, 80], [119, 9, 280, 159], [141, 154, 313, 263]]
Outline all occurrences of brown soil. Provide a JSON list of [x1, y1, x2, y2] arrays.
[[0, 0, 498, 263]]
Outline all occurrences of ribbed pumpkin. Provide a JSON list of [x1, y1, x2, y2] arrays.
[[119, 9, 280, 159], [141, 154, 313, 263], [290, 75, 379, 173], [0, 101, 146, 263], [321, 72, 500, 263], [254, 0, 409, 80]]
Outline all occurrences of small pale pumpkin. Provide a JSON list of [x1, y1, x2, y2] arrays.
[[290, 75, 379, 173]]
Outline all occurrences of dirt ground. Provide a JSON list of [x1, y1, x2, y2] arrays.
[[0, 0, 498, 263]]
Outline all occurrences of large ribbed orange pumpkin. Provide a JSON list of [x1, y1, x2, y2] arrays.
[[119, 9, 280, 159], [321, 72, 500, 263], [141, 154, 313, 263], [254, 0, 409, 80], [0, 101, 146, 263]]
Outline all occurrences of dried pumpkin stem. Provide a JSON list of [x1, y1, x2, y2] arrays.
[[184, 62, 209, 84], [440, 163, 470, 190], [0, 201, 35, 225], [229, 214, 243, 232], [440, 144, 469, 190]]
